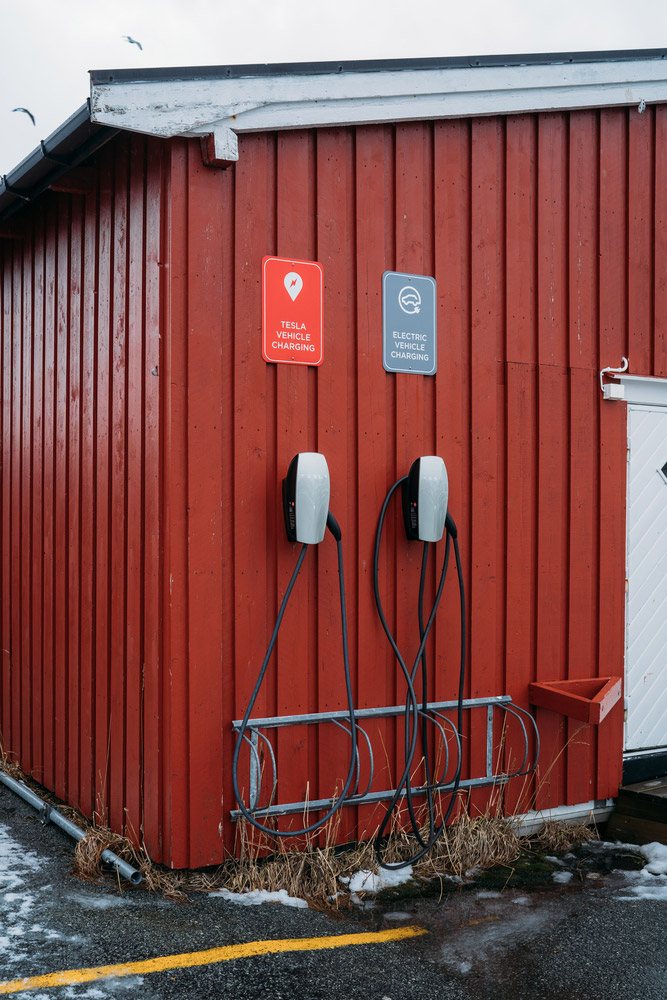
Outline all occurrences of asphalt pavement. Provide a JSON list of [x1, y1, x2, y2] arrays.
[[1, 781, 665, 1000]]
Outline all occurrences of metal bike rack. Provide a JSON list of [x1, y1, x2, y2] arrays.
[[231, 695, 539, 821]]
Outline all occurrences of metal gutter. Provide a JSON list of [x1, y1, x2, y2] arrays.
[[0, 101, 118, 224], [89, 47, 667, 85]]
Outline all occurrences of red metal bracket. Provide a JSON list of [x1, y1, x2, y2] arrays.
[[528, 676, 622, 725]]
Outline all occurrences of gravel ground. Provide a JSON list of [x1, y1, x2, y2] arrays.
[[1, 781, 665, 1000]]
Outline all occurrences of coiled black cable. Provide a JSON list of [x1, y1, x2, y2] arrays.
[[373, 478, 466, 869], [232, 511, 358, 837]]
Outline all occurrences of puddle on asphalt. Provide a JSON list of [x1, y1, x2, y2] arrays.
[[361, 841, 646, 976]]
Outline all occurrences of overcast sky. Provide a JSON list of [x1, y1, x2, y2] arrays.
[[2, 0, 667, 174]]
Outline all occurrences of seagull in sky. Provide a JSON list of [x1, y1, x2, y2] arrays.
[[12, 107, 35, 126], [122, 35, 143, 50]]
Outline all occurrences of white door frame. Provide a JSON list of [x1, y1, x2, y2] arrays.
[[607, 373, 667, 763]]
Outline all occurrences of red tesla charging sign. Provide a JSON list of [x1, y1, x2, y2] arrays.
[[262, 256, 323, 366]]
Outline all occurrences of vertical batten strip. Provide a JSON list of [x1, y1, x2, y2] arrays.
[[31, 215, 45, 781], [67, 195, 83, 808], [20, 225, 33, 772], [142, 137, 165, 859], [80, 183, 97, 817], [125, 136, 146, 841]]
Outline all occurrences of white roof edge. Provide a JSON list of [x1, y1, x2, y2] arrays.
[[89, 58, 667, 152], [605, 373, 667, 406]]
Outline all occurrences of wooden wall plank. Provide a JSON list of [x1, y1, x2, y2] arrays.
[[504, 114, 538, 811], [1, 250, 11, 752], [161, 140, 190, 866], [315, 127, 359, 842], [66, 195, 82, 809], [469, 117, 505, 811], [231, 133, 275, 844], [274, 130, 318, 835], [79, 187, 97, 816], [11, 233, 23, 766], [124, 139, 145, 841], [433, 119, 472, 818], [597, 110, 629, 800], [184, 143, 225, 865], [627, 109, 654, 373], [94, 156, 112, 824], [354, 125, 397, 838], [142, 138, 165, 859], [30, 216, 45, 781], [20, 228, 33, 772], [42, 202, 56, 793]]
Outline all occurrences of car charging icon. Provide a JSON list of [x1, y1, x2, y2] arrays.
[[398, 285, 421, 314]]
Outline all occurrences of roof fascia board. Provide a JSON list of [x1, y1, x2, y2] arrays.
[[90, 58, 667, 145]]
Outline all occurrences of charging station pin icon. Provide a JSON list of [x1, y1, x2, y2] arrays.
[[284, 271, 303, 302]]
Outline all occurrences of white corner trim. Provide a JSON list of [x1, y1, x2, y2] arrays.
[[90, 59, 667, 142], [604, 374, 667, 406]]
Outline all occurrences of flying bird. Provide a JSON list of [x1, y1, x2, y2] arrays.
[[122, 35, 143, 50], [12, 107, 35, 126]]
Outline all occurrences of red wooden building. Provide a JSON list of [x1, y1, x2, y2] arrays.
[[1, 50, 666, 868]]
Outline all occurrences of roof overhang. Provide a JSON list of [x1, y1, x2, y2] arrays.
[[3, 50, 667, 225], [0, 103, 117, 225], [89, 50, 667, 163]]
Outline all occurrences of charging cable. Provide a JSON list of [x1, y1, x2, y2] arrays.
[[373, 478, 466, 869], [232, 511, 358, 837]]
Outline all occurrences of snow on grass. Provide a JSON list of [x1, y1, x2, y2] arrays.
[[341, 864, 414, 894], [638, 841, 667, 875], [610, 840, 667, 902], [209, 887, 309, 908]]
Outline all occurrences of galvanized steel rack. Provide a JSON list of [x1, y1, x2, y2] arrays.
[[231, 696, 539, 821]]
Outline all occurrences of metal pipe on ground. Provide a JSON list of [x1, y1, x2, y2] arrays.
[[0, 770, 142, 885]]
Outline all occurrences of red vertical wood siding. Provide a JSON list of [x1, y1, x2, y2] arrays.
[[1, 103, 664, 867], [0, 135, 170, 857]]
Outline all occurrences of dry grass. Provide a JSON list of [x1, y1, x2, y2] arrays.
[[1, 741, 599, 909]]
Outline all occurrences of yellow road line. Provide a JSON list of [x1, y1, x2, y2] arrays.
[[0, 925, 427, 994]]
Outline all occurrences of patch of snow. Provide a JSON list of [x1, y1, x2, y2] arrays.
[[512, 896, 530, 905], [209, 887, 309, 909], [610, 840, 667, 901], [617, 883, 667, 902], [383, 911, 412, 920], [552, 871, 573, 884], [341, 865, 414, 894], [638, 841, 667, 875], [0, 822, 42, 894], [476, 890, 502, 899]]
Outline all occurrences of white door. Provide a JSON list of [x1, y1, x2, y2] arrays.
[[625, 404, 667, 752]]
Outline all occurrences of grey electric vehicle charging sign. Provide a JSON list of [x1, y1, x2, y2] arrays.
[[382, 271, 437, 375]]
